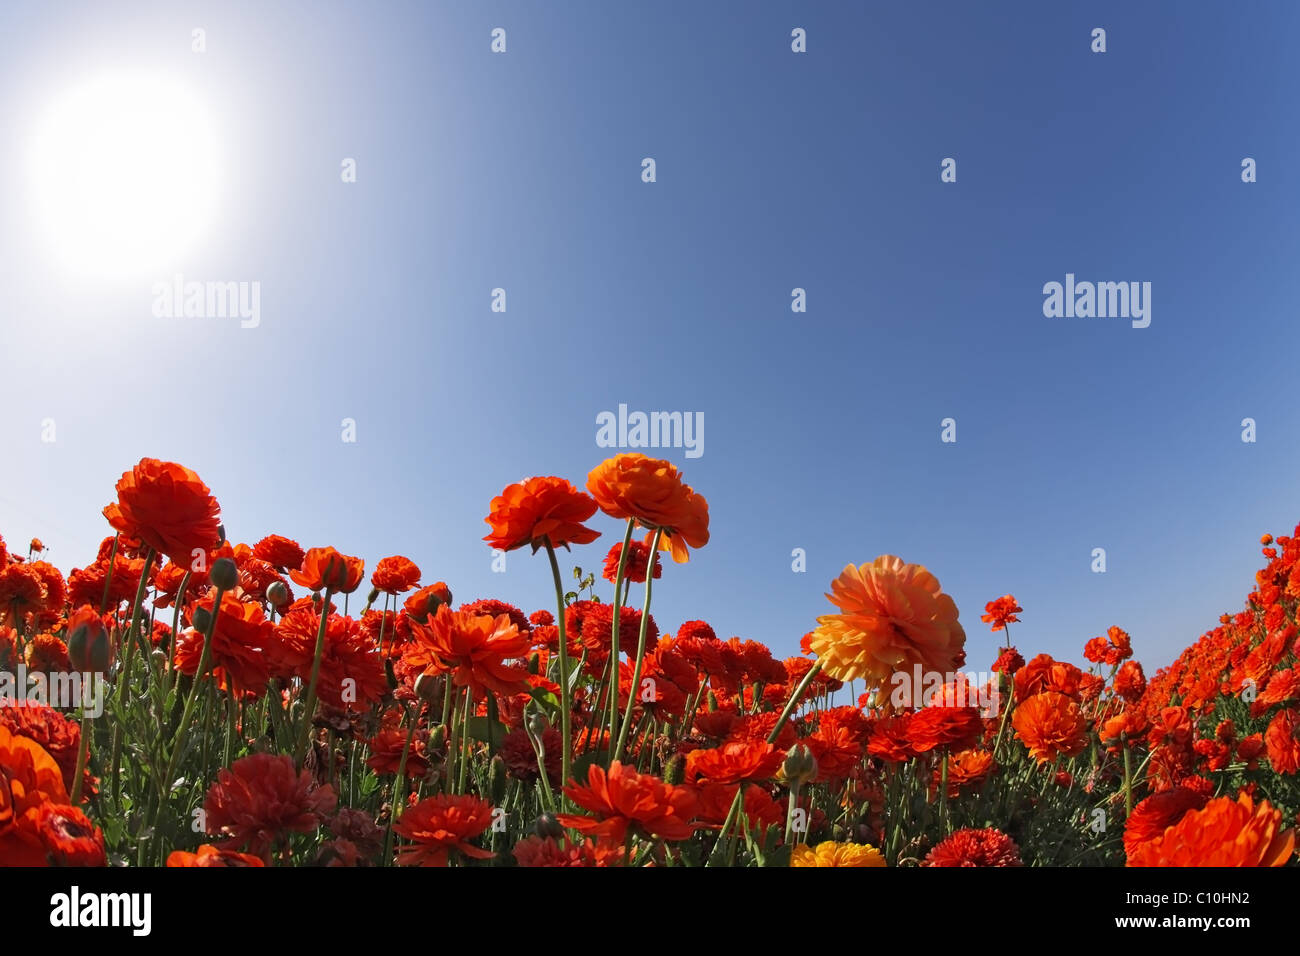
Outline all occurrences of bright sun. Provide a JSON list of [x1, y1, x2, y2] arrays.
[[28, 73, 220, 277]]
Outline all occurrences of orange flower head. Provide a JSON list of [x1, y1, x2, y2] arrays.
[[926, 828, 1022, 867], [484, 476, 601, 553], [371, 555, 422, 594], [808, 556, 965, 695], [167, 844, 266, 867], [102, 458, 222, 561], [290, 547, 365, 594], [790, 841, 886, 867], [393, 794, 495, 867], [404, 604, 532, 698], [586, 454, 709, 563], [203, 753, 337, 858], [685, 740, 785, 785], [1011, 691, 1088, 763], [0, 725, 72, 865], [558, 761, 697, 843], [1126, 792, 1294, 867], [980, 595, 1022, 632]]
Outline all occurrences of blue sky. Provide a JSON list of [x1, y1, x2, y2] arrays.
[[2, 1, 1297, 677]]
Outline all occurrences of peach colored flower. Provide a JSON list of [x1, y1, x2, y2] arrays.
[[807, 556, 965, 697]]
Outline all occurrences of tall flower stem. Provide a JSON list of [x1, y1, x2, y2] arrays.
[[160, 584, 226, 799], [606, 520, 636, 761], [615, 528, 662, 760], [383, 700, 420, 865], [543, 541, 576, 796], [293, 588, 336, 764], [70, 695, 93, 805], [456, 687, 473, 794], [109, 548, 155, 803], [767, 660, 822, 745]]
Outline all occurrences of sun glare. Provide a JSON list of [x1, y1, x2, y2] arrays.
[[28, 73, 220, 278]]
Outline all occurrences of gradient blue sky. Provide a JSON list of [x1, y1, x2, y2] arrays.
[[2, 2, 1297, 676]]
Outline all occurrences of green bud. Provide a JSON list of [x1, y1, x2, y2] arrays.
[[489, 755, 507, 803], [210, 556, 238, 592], [781, 742, 818, 788], [266, 580, 290, 608], [662, 753, 685, 786], [533, 813, 564, 840]]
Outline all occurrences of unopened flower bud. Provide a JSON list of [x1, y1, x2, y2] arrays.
[[191, 606, 212, 633], [527, 652, 540, 676], [533, 813, 564, 840], [489, 755, 507, 803], [414, 672, 441, 704], [526, 711, 549, 742], [366, 586, 380, 607], [66, 608, 112, 673], [429, 724, 447, 752], [662, 753, 684, 786], [266, 580, 290, 608], [782, 743, 818, 788], [210, 557, 238, 592]]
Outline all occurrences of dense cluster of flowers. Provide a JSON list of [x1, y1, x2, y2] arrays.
[[0, 455, 1297, 866]]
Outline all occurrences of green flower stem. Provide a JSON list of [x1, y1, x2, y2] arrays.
[[293, 588, 336, 764], [383, 700, 420, 865], [767, 660, 822, 745], [160, 584, 226, 799], [606, 520, 636, 762], [456, 686, 473, 794], [543, 540, 576, 796], [615, 528, 662, 762], [445, 684, 462, 795], [70, 697, 93, 805], [109, 548, 155, 803], [98, 535, 119, 614]]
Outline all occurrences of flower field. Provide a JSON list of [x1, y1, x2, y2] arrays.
[[1, 454, 1297, 867]]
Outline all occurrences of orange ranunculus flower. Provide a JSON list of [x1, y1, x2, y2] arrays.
[[174, 591, 280, 694], [1127, 792, 1294, 867], [512, 835, 624, 867], [483, 476, 601, 553], [1011, 691, 1088, 763], [685, 740, 785, 785], [559, 761, 697, 843], [290, 547, 365, 594], [102, 458, 222, 562], [936, 749, 995, 798], [167, 844, 266, 867], [203, 754, 337, 859], [925, 828, 1022, 867], [808, 556, 965, 696], [370, 555, 421, 595], [393, 794, 495, 867], [980, 595, 1022, 632], [790, 841, 887, 867], [30, 804, 106, 866], [0, 725, 72, 865], [1123, 785, 1209, 859], [907, 705, 984, 753], [586, 454, 709, 563], [272, 608, 387, 712], [1264, 708, 1300, 774], [404, 582, 453, 623], [403, 604, 531, 698]]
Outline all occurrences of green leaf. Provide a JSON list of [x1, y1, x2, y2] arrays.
[[569, 750, 608, 783], [528, 686, 560, 713], [466, 716, 508, 743]]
